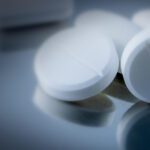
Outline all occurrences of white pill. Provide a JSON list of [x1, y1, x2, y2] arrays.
[[34, 27, 119, 101], [132, 9, 150, 29], [76, 10, 140, 60], [76, 10, 150, 102], [121, 30, 150, 102]]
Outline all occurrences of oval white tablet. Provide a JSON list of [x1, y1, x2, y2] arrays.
[[76, 10, 140, 60], [132, 9, 150, 29], [121, 30, 150, 102], [34, 28, 119, 101]]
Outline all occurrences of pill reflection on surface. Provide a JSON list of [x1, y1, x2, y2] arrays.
[[118, 102, 150, 150], [33, 86, 115, 127]]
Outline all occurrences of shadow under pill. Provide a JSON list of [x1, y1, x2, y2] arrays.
[[1, 21, 72, 52], [104, 73, 139, 103], [33, 86, 115, 127]]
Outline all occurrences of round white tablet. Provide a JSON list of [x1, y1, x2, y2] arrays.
[[132, 9, 150, 29], [76, 10, 140, 59], [121, 30, 150, 102], [34, 28, 119, 101]]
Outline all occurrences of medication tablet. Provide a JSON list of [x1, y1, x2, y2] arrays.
[[34, 28, 119, 101], [132, 9, 150, 29], [0, 0, 74, 28], [76, 10, 140, 59], [121, 30, 150, 102]]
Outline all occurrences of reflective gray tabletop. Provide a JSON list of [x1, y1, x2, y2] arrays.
[[0, 0, 150, 150]]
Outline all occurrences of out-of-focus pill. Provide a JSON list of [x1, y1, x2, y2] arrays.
[[132, 9, 150, 29], [76, 10, 140, 61]]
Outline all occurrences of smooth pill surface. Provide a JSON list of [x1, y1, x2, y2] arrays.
[[34, 28, 119, 101], [121, 30, 150, 102], [132, 9, 150, 29], [76, 10, 140, 59]]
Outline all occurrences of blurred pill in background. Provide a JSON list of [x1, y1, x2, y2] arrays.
[[75, 10, 140, 63], [132, 9, 150, 29], [0, 0, 74, 28]]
